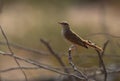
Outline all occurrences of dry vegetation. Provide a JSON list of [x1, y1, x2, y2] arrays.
[[0, 0, 120, 81]]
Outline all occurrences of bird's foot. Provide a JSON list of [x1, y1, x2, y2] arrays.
[[69, 45, 77, 51]]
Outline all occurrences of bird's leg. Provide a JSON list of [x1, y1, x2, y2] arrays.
[[69, 45, 76, 50]]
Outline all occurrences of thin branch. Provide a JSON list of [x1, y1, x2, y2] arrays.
[[101, 40, 109, 57], [0, 52, 85, 80], [95, 41, 108, 81], [0, 41, 49, 55], [98, 40, 109, 68], [0, 26, 13, 54], [40, 39, 69, 73], [68, 46, 88, 81], [96, 50, 107, 81], [0, 67, 40, 73], [40, 39, 77, 81], [1, 40, 118, 58], [0, 26, 28, 81], [1, 65, 120, 77], [28, 59, 68, 71]]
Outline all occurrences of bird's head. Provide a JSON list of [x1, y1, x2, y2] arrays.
[[58, 21, 70, 30]]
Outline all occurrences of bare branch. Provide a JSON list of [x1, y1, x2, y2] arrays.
[[0, 26, 13, 54], [40, 39, 69, 73], [95, 40, 108, 81], [1, 64, 120, 78], [68, 46, 88, 81], [0, 26, 28, 81], [1, 40, 118, 58], [0, 52, 85, 80], [0, 67, 40, 73], [98, 40, 109, 68], [101, 40, 109, 57], [0, 41, 49, 55], [96, 50, 107, 81]]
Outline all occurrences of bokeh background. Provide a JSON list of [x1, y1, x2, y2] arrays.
[[0, 0, 120, 81]]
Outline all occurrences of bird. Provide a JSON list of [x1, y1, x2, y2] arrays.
[[58, 21, 103, 52]]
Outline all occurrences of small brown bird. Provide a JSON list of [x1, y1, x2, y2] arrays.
[[59, 21, 103, 52]]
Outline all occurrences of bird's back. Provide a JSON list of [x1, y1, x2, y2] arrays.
[[63, 29, 88, 48]]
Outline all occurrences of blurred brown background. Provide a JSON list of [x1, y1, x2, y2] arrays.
[[0, 0, 120, 81]]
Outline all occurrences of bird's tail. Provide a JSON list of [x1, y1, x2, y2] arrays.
[[83, 40, 103, 52]]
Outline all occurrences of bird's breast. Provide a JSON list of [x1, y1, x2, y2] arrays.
[[62, 29, 73, 41]]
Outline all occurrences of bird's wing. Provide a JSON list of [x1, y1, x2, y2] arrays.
[[64, 30, 88, 48]]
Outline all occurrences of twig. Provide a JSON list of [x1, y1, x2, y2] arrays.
[[95, 40, 108, 81], [40, 39, 77, 81], [0, 52, 85, 80], [28, 59, 68, 71], [1, 40, 118, 58], [101, 40, 109, 57], [98, 40, 109, 68], [68, 47, 88, 81], [0, 26, 28, 81], [0, 41, 49, 55], [1, 64, 120, 77], [40, 39, 69, 73], [96, 50, 107, 81], [0, 67, 40, 73]]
